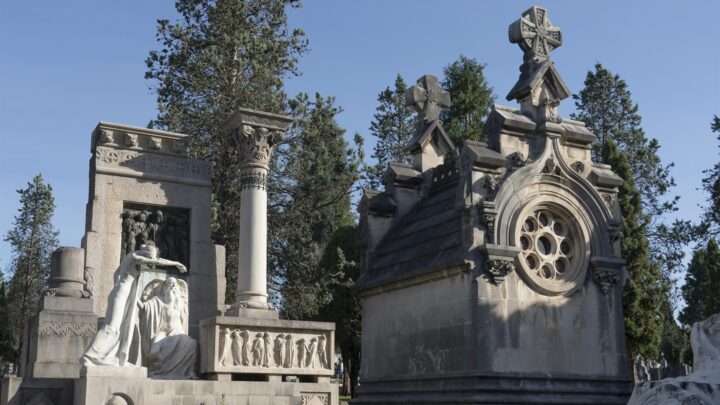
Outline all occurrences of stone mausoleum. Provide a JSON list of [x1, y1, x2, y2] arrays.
[[355, 6, 633, 404], [1, 109, 338, 404]]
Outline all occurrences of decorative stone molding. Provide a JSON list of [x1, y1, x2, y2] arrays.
[[302, 394, 329, 405], [240, 171, 268, 191], [486, 258, 515, 285], [573, 160, 585, 173], [149, 136, 162, 151], [99, 128, 114, 144], [482, 244, 520, 286], [38, 320, 97, 337], [590, 257, 626, 296], [509, 152, 526, 168], [483, 175, 501, 200], [125, 133, 139, 147], [95, 147, 211, 182], [233, 125, 284, 169]]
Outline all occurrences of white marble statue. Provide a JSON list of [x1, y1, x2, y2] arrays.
[[628, 313, 720, 404], [138, 277, 197, 379], [80, 244, 187, 370]]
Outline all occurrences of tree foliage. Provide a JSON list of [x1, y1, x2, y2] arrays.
[[441, 55, 494, 145], [145, 0, 308, 301], [680, 239, 720, 327], [572, 64, 691, 361], [601, 139, 664, 360], [271, 93, 363, 319], [700, 115, 720, 234], [315, 225, 361, 397], [365, 74, 415, 189], [2, 175, 59, 364]]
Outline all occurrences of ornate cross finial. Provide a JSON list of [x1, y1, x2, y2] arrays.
[[406, 75, 451, 123], [509, 6, 562, 61]]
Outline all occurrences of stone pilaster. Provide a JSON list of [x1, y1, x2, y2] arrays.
[[223, 108, 291, 312]]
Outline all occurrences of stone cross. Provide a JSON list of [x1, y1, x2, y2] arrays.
[[509, 6, 562, 60], [222, 108, 291, 311], [406, 75, 451, 123]]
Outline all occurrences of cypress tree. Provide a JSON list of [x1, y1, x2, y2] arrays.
[[680, 239, 720, 327], [700, 115, 720, 233], [3, 175, 59, 365], [366, 74, 415, 189], [271, 93, 362, 319], [602, 139, 664, 360], [441, 55, 495, 145]]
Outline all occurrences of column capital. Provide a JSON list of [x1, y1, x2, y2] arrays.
[[223, 108, 292, 170]]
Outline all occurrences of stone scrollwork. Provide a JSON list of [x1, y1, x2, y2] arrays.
[[95, 147, 211, 181]]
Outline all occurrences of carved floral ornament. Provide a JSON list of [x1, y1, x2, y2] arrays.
[[234, 125, 284, 169]]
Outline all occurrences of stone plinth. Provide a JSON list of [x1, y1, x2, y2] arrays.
[[199, 316, 335, 377], [23, 296, 97, 380]]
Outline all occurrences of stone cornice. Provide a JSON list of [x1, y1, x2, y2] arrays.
[[92, 122, 191, 157]]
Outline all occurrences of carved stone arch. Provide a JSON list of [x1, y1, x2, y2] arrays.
[[490, 142, 616, 296]]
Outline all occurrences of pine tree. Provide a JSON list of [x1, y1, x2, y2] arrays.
[[680, 240, 720, 327], [3, 175, 59, 365], [601, 140, 664, 361], [700, 116, 720, 234], [271, 93, 363, 319], [441, 55, 495, 145], [145, 0, 308, 301], [366, 74, 415, 189]]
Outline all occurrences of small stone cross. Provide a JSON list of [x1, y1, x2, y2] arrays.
[[509, 6, 562, 60], [406, 75, 451, 123]]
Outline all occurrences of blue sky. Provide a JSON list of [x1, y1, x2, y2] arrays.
[[1, 1, 718, 273]]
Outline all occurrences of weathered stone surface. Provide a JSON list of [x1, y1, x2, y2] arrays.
[[354, 6, 631, 403]]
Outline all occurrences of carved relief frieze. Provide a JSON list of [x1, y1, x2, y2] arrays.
[[149, 136, 162, 151], [215, 325, 333, 374], [38, 320, 97, 337], [95, 147, 210, 181], [125, 133, 139, 147]]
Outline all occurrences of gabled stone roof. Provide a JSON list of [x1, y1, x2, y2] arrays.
[[356, 178, 467, 290]]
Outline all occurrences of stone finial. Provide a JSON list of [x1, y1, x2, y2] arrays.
[[506, 6, 570, 124], [406, 75, 451, 124], [403, 75, 455, 173], [509, 6, 562, 62]]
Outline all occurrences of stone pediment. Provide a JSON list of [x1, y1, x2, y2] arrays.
[[403, 119, 455, 155], [506, 59, 570, 104]]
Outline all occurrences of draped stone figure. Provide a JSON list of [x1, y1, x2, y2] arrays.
[[81, 245, 186, 368], [138, 277, 197, 379]]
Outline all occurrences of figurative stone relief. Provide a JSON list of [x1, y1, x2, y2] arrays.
[[81, 245, 197, 379], [121, 204, 190, 267], [217, 327, 331, 372]]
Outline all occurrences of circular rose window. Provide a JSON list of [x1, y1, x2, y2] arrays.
[[516, 207, 588, 295]]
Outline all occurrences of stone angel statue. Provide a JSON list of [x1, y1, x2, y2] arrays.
[[138, 277, 197, 379], [81, 244, 187, 368]]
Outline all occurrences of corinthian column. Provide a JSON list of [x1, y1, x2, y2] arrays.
[[224, 108, 291, 311]]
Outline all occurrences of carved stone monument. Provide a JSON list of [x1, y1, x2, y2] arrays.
[[628, 313, 720, 404], [354, 6, 632, 403], [1, 115, 337, 404]]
